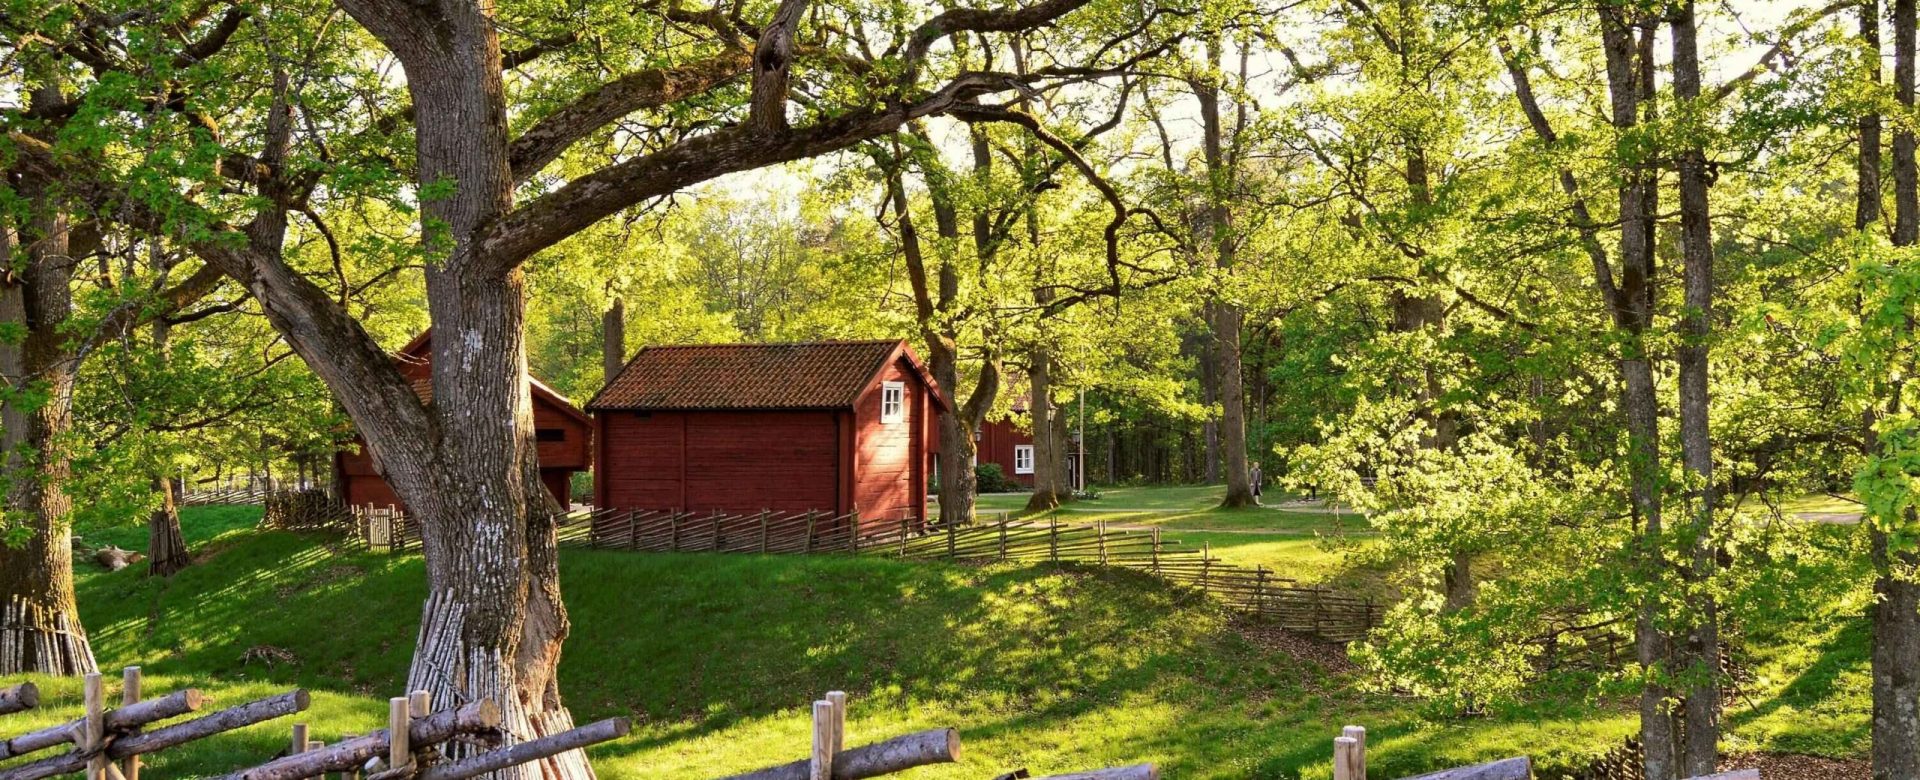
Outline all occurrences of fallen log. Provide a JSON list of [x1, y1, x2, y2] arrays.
[[1683, 772, 1759, 780], [1396, 757, 1532, 780], [402, 718, 630, 780], [1027, 766, 1158, 780], [0, 689, 204, 759], [220, 700, 501, 780], [0, 683, 36, 715], [0, 690, 309, 780], [720, 727, 960, 780]]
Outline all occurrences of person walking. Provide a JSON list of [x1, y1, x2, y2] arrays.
[[1249, 461, 1263, 505]]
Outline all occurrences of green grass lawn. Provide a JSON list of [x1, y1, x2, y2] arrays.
[[4, 501, 1874, 779], [970, 485, 1372, 581]]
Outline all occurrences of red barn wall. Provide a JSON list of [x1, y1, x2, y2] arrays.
[[850, 356, 928, 528], [597, 410, 841, 514], [977, 417, 1035, 486], [335, 394, 590, 511]]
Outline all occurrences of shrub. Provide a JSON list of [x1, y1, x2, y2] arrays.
[[975, 463, 1024, 493]]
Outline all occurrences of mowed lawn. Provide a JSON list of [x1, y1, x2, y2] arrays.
[[968, 486, 1374, 588]]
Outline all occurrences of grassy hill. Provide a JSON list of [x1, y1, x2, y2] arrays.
[[2, 502, 1869, 778]]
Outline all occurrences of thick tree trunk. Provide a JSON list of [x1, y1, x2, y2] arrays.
[[148, 478, 190, 578], [602, 298, 625, 384], [313, 5, 589, 775], [1025, 351, 1069, 511], [0, 169, 98, 676], [1670, 4, 1721, 772], [1875, 3, 1920, 778]]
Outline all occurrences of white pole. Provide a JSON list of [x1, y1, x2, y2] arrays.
[[1077, 388, 1086, 492]]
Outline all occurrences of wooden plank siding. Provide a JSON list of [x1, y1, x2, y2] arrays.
[[597, 410, 839, 514], [591, 340, 944, 529], [851, 356, 925, 530]]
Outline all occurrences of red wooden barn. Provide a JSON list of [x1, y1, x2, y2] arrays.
[[334, 331, 595, 510], [937, 391, 1083, 489], [588, 340, 946, 529]]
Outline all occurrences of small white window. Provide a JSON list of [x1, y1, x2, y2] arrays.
[[881, 381, 905, 423], [1014, 445, 1034, 474]]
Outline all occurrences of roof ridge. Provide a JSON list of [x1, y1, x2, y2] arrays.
[[638, 338, 904, 351]]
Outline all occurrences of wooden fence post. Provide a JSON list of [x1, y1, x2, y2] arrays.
[[1096, 521, 1108, 566], [825, 691, 847, 755], [805, 511, 816, 553], [84, 673, 105, 780], [810, 700, 834, 780], [389, 696, 411, 772], [711, 510, 723, 551], [946, 519, 957, 559], [1150, 527, 1161, 573], [1049, 517, 1060, 563], [900, 518, 910, 557], [1200, 542, 1212, 590], [121, 667, 142, 780], [1312, 587, 1325, 637], [998, 515, 1009, 562], [1333, 728, 1365, 780], [760, 511, 771, 554], [1255, 566, 1270, 616], [848, 513, 861, 553], [1340, 725, 1366, 780]]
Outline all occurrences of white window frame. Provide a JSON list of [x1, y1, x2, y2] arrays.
[[1013, 444, 1035, 474], [880, 381, 906, 424]]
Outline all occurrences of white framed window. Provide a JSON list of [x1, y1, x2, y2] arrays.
[[880, 381, 905, 423], [1014, 445, 1035, 474]]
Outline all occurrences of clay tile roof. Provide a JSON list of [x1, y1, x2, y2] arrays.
[[589, 340, 916, 411]]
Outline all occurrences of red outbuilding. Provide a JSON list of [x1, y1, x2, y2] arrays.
[[588, 340, 945, 531], [334, 331, 595, 511]]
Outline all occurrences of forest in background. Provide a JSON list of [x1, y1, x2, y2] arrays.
[[5, 0, 1920, 778]]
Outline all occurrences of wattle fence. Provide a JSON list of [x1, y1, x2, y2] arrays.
[[558, 510, 1384, 643], [269, 494, 1383, 644]]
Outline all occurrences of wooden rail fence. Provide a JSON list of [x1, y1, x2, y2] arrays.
[[1327, 724, 1760, 780], [716, 690, 1153, 780], [269, 501, 1382, 643], [0, 667, 627, 779], [564, 511, 1384, 643]]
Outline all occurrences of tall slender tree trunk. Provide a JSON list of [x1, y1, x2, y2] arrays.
[[1194, 37, 1253, 508], [1670, 3, 1722, 772], [602, 297, 626, 384], [0, 129, 99, 675], [1201, 343, 1221, 483], [1596, 7, 1679, 778], [1875, 2, 1920, 777]]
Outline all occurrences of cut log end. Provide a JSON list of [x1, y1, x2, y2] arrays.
[[0, 682, 39, 714]]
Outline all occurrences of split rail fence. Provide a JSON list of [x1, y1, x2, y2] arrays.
[[1324, 724, 1759, 780], [0, 667, 627, 780], [564, 511, 1382, 643], [287, 501, 1381, 643], [715, 689, 1154, 780]]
